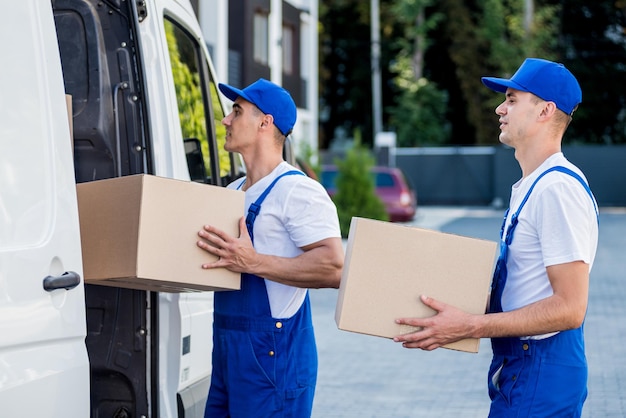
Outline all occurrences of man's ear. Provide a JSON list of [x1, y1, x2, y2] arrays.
[[540, 101, 558, 119], [260, 114, 274, 128]]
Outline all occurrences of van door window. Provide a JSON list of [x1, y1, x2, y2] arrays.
[[164, 17, 231, 183], [207, 72, 234, 182]]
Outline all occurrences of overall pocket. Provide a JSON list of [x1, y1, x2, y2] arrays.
[[488, 356, 525, 407]]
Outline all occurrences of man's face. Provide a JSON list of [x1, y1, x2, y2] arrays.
[[221, 98, 264, 153], [494, 88, 543, 147]]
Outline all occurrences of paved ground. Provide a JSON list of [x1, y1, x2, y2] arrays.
[[310, 206, 626, 418]]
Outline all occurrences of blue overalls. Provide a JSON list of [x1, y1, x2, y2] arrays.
[[205, 170, 318, 418], [487, 166, 598, 418]]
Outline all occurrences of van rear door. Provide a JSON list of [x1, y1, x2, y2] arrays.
[[0, 1, 90, 416]]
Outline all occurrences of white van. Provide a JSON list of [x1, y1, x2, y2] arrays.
[[0, 0, 245, 416]]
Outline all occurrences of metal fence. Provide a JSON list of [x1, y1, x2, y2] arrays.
[[394, 145, 626, 207], [321, 145, 626, 207]]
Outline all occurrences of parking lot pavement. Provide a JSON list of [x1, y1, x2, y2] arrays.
[[310, 206, 626, 418]]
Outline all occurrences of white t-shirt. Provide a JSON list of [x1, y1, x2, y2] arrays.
[[229, 161, 341, 318], [502, 153, 598, 338]]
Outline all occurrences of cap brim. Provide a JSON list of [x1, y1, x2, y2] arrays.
[[218, 83, 250, 103], [481, 77, 528, 94]]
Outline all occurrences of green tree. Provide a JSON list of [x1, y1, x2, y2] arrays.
[[319, 1, 372, 148], [416, 0, 561, 145], [386, 0, 450, 146], [319, 0, 405, 148], [560, 0, 626, 144], [319, 0, 626, 147], [388, 58, 450, 146], [333, 143, 388, 237], [476, 0, 560, 144]]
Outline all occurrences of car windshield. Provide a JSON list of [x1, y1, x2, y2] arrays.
[[321, 169, 397, 189], [375, 172, 394, 188]]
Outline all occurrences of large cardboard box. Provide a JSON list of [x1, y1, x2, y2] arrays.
[[76, 174, 244, 292], [335, 217, 498, 353]]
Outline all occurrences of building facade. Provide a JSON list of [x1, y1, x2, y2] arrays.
[[195, 0, 319, 159]]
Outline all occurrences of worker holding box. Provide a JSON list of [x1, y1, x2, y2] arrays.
[[196, 78, 343, 418], [394, 58, 599, 417]]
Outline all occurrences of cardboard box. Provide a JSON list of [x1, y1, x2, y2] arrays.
[[335, 217, 498, 353], [76, 174, 244, 292]]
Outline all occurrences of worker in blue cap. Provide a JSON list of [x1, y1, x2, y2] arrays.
[[394, 58, 599, 417], [196, 78, 343, 418]]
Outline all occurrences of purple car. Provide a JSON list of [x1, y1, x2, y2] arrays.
[[320, 165, 417, 222]]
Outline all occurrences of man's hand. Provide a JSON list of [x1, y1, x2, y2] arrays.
[[197, 217, 259, 273], [393, 295, 476, 351]]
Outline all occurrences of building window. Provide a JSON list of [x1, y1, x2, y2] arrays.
[[282, 24, 294, 75], [253, 12, 269, 65]]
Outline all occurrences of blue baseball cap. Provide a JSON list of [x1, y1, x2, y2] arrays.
[[482, 58, 582, 115], [218, 78, 297, 136]]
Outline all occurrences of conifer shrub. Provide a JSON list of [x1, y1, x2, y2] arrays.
[[333, 146, 388, 237]]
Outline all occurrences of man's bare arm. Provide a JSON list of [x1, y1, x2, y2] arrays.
[[197, 217, 344, 289], [393, 260, 589, 350]]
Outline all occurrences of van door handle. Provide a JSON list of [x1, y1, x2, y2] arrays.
[[43, 271, 81, 291]]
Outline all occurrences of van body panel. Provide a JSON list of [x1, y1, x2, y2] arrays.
[[1, 0, 241, 416], [0, 0, 90, 416]]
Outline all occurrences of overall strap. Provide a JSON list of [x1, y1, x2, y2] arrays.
[[236, 177, 246, 190], [551, 166, 599, 221], [503, 165, 598, 245], [245, 170, 305, 242], [490, 165, 598, 314]]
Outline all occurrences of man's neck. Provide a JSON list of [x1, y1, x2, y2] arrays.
[[241, 156, 284, 190], [515, 133, 562, 178]]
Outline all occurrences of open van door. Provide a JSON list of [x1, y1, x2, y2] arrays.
[[0, 1, 90, 416]]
